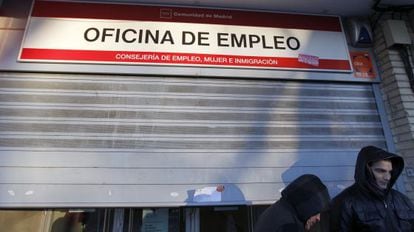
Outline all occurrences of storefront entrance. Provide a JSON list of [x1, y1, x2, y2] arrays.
[[0, 206, 270, 232]]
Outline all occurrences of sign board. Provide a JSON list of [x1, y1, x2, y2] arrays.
[[350, 51, 376, 78], [19, 0, 352, 72]]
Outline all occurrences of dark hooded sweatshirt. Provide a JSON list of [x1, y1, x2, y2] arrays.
[[330, 146, 414, 232], [254, 174, 330, 232]]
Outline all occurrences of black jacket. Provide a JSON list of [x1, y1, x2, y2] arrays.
[[330, 146, 414, 232], [254, 174, 330, 232]]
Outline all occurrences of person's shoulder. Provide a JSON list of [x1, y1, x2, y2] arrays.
[[256, 200, 291, 223], [329, 187, 359, 232], [330, 184, 365, 215], [390, 189, 414, 207], [254, 200, 298, 232], [390, 189, 410, 200], [333, 185, 359, 202]]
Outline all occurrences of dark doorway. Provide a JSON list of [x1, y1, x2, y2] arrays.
[[199, 206, 249, 232]]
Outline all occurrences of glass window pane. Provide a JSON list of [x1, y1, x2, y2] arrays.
[[49, 209, 105, 232]]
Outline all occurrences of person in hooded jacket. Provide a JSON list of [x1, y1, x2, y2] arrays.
[[330, 145, 414, 232], [254, 174, 330, 232]]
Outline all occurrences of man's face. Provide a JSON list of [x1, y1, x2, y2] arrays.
[[369, 160, 392, 189]]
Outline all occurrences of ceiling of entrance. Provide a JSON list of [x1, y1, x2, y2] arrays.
[[88, 0, 413, 17]]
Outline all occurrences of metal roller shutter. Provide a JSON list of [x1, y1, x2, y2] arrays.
[[0, 72, 386, 207]]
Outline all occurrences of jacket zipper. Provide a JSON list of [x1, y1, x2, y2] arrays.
[[383, 200, 388, 208]]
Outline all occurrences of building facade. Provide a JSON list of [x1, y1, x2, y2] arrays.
[[373, 10, 414, 201]]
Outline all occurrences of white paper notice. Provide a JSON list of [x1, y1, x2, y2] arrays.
[[142, 208, 168, 232], [193, 186, 222, 202]]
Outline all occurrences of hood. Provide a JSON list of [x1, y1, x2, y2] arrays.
[[355, 146, 404, 194], [281, 174, 330, 223]]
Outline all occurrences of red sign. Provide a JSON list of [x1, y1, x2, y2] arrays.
[[19, 0, 352, 72], [350, 51, 376, 78]]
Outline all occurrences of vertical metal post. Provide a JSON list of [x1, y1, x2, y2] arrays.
[[185, 208, 200, 232], [112, 208, 125, 232]]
